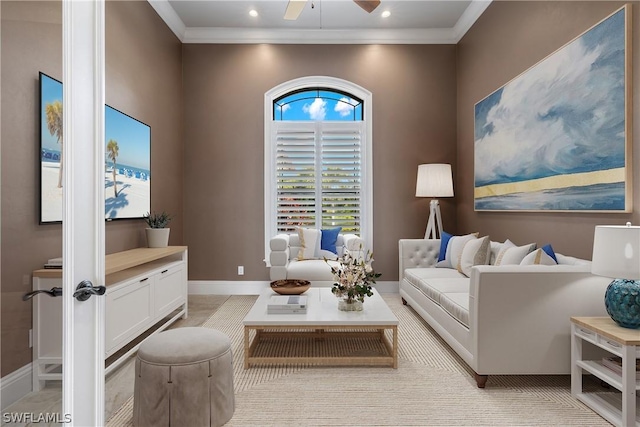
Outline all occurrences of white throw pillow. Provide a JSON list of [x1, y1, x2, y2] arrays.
[[520, 248, 558, 265], [458, 236, 491, 277], [296, 227, 321, 260], [448, 233, 479, 271], [494, 239, 536, 265]]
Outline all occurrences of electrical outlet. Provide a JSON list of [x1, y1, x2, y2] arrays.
[[237, 266, 244, 276], [29, 329, 33, 348]]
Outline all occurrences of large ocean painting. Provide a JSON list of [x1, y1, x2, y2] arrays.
[[474, 6, 631, 212]]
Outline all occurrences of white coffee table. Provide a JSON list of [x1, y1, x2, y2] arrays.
[[243, 287, 399, 369]]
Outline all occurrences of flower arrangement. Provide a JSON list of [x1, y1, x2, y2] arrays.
[[326, 247, 382, 305]]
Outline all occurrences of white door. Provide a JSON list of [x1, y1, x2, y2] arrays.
[[62, 0, 106, 425]]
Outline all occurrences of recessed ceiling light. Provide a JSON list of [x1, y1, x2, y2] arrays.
[[381, 10, 391, 18], [249, 9, 259, 17]]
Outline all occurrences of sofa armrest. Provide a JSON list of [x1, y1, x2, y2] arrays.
[[398, 239, 440, 276], [269, 234, 290, 281], [342, 233, 365, 260], [269, 234, 290, 267], [468, 264, 609, 374], [343, 234, 365, 251]]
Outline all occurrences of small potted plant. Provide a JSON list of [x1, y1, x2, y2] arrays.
[[143, 211, 172, 248]]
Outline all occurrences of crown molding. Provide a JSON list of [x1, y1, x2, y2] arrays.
[[148, 0, 491, 45], [148, 0, 186, 42], [453, 0, 492, 42], [183, 27, 458, 44]]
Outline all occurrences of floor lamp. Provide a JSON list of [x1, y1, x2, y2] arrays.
[[416, 164, 454, 239]]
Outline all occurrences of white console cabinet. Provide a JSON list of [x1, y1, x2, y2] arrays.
[[31, 246, 188, 391]]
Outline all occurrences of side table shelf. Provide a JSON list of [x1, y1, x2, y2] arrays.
[[571, 317, 640, 427]]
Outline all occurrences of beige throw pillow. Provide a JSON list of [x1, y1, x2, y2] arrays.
[[520, 248, 557, 265], [448, 233, 479, 271], [296, 227, 321, 260], [458, 236, 491, 277], [494, 239, 536, 265]]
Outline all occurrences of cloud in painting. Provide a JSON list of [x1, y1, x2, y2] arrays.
[[281, 104, 290, 113], [334, 97, 355, 117], [474, 9, 625, 187], [303, 98, 326, 120]]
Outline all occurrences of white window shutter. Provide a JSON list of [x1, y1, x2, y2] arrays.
[[320, 124, 362, 234], [275, 124, 316, 233], [273, 122, 362, 235]]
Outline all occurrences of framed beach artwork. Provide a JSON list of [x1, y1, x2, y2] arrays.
[[473, 5, 631, 212], [39, 72, 151, 223]]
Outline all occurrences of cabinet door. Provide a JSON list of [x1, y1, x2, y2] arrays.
[[105, 277, 154, 356], [154, 264, 186, 318]]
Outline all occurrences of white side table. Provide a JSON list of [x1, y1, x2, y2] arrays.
[[571, 316, 640, 426]]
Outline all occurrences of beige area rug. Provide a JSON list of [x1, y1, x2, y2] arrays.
[[107, 295, 612, 426]]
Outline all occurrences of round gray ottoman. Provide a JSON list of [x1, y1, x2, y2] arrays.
[[133, 327, 235, 427]]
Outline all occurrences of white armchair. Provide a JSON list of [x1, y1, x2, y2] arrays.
[[269, 233, 364, 285]]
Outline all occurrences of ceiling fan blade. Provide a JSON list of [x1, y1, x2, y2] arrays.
[[284, 0, 307, 20], [354, 0, 381, 13]]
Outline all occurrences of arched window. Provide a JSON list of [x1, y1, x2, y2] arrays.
[[273, 88, 363, 121], [264, 77, 372, 262]]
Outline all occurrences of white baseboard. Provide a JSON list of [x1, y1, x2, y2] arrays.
[[188, 280, 399, 295], [1, 363, 32, 411]]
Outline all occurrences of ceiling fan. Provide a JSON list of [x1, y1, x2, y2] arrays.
[[284, 0, 381, 20]]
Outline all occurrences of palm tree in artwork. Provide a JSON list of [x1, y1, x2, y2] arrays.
[[106, 139, 119, 197], [45, 101, 63, 188]]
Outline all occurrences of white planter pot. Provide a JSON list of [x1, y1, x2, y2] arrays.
[[145, 228, 170, 248]]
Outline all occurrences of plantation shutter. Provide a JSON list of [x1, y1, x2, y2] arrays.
[[321, 125, 362, 234], [275, 125, 317, 233], [274, 122, 362, 234]]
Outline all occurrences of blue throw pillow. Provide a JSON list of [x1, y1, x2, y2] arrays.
[[438, 231, 453, 262], [321, 227, 342, 254], [541, 244, 558, 263]]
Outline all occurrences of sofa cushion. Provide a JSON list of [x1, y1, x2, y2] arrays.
[[521, 248, 557, 265], [458, 236, 491, 277], [541, 244, 558, 263], [404, 267, 466, 290], [438, 233, 478, 269], [321, 227, 342, 254], [415, 278, 470, 305], [439, 292, 470, 328], [287, 259, 340, 281], [296, 227, 321, 260], [494, 239, 536, 265], [489, 241, 502, 265], [438, 231, 453, 262]]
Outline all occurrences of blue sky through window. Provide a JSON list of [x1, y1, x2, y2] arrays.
[[274, 88, 363, 121]]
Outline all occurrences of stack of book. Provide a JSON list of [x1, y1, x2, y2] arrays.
[[267, 295, 307, 314], [44, 257, 63, 269], [602, 356, 640, 379]]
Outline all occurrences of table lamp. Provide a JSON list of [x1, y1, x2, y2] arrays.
[[592, 223, 640, 328], [415, 164, 454, 239]]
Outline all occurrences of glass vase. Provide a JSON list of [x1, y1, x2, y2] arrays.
[[338, 299, 363, 312]]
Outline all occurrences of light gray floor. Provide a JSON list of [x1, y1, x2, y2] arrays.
[[2, 295, 230, 426]]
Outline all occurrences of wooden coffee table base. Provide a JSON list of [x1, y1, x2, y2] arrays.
[[243, 325, 398, 369]]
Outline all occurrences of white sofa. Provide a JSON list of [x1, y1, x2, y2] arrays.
[[269, 233, 364, 285], [398, 238, 610, 388]]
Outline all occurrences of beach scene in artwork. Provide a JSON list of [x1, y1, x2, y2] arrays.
[[40, 74, 151, 222], [473, 8, 627, 211]]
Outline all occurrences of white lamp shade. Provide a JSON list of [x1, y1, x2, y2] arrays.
[[415, 164, 454, 198], [592, 225, 640, 280]]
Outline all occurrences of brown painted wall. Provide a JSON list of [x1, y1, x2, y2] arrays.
[[456, 1, 640, 259], [0, 1, 182, 376], [182, 44, 457, 283]]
